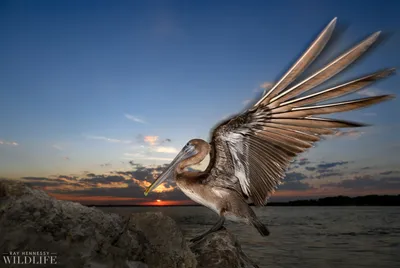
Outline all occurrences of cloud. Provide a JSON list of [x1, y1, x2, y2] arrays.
[[124, 136, 178, 164], [128, 160, 142, 168], [139, 156, 174, 162], [14, 160, 400, 206], [144, 136, 159, 145], [333, 130, 363, 138], [317, 171, 342, 177], [63, 157, 70, 161], [100, 162, 112, 167], [279, 181, 314, 191], [151, 146, 179, 154], [260, 81, 273, 89], [18, 164, 189, 205], [253, 81, 274, 93], [57, 175, 78, 183], [52, 144, 63, 151], [22, 173, 133, 193], [317, 161, 349, 170], [357, 88, 385, 97], [297, 158, 311, 166], [247, 81, 275, 105], [0, 139, 19, 146], [312, 161, 349, 177], [125, 114, 146, 124], [299, 160, 350, 179], [124, 152, 145, 158], [380, 171, 400, 176], [242, 99, 252, 106], [123, 153, 173, 162], [22, 176, 58, 182], [284, 172, 308, 182], [322, 175, 400, 190], [220, 115, 231, 120], [277, 172, 314, 191], [134, 134, 169, 147], [85, 135, 132, 144]]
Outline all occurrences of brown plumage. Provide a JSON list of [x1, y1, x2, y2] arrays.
[[144, 18, 396, 246]]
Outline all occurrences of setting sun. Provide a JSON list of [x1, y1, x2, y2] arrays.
[[156, 199, 161, 203]]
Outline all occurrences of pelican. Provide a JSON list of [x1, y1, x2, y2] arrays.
[[144, 18, 396, 242]]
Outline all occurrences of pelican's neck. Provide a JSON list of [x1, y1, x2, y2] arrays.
[[176, 140, 210, 174]]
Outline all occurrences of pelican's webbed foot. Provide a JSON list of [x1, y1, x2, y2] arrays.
[[190, 216, 225, 243]]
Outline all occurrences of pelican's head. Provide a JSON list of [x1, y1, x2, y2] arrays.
[[144, 140, 198, 196]]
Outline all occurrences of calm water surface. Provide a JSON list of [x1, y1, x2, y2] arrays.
[[99, 206, 400, 268]]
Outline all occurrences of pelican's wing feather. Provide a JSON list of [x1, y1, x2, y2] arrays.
[[208, 18, 395, 206]]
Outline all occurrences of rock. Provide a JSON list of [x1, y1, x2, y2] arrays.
[[129, 212, 197, 268], [0, 180, 196, 268], [190, 228, 259, 268], [0, 180, 258, 268]]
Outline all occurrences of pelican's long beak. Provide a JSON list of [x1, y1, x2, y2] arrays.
[[144, 144, 195, 196]]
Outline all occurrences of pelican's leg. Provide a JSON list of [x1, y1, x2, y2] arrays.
[[190, 216, 225, 242]]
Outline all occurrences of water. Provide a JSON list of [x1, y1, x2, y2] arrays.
[[99, 206, 400, 268]]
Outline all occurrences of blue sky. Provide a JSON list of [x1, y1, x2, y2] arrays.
[[0, 0, 399, 204]]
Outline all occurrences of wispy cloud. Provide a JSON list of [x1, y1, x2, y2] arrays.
[[141, 136, 176, 151], [52, 144, 63, 151], [357, 88, 385, 97], [333, 130, 363, 139], [0, 139, 18, 146], [150, 146, 178, 154], [250, 81, 274, 104], [260, 81, 273, 90], [100, 162, 112, 167], [123, 153, 173, 162], [220, 114, 230, 120], [321, 175, 400, 191], [124, 152, 145, 158], [242, 99, 252, 106], [63, 157, 70, 161], [253, 81, 274, 93], [85, 135, 132, 144], [143, 156, 174, 161], [123, 136, 177, 164], [160, 138, 172, 144], [144, 136, 158, 145], [125, 114, 146, 124], [15, 160, 400, 206]]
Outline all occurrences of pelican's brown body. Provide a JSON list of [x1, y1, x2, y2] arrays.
[[144, 17, 396, 246], [175, 139, 269, 237]]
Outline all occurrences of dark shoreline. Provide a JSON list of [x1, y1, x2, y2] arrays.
[[87, 194, 400, 207]]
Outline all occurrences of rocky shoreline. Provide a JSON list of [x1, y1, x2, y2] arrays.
[[0, 180, 258, 268]]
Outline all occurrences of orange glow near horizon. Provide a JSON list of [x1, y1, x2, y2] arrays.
[[140, 199, 195, 206], [47, 191, 196, 206], [40, 186, 400, 206]]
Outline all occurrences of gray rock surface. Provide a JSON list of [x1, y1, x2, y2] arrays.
[[191, 228, 260, 268], [0, 180, 257, 268]]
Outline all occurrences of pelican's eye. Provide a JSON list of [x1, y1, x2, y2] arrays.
[[184, 142, 195, 153]]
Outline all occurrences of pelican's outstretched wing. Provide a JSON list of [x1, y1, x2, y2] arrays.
[[207, 18, 395, 206]]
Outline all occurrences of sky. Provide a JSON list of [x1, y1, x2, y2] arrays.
[[0, 0, 399, 205]]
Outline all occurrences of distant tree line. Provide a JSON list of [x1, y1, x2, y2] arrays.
[[88, 195, 400, 207], [266, 195, 400, 206]]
